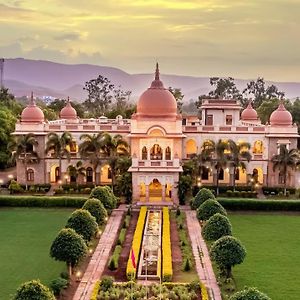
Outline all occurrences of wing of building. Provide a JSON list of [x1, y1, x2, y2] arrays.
[[13, 64, 299, 204]]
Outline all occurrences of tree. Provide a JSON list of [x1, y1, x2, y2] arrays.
[[168, 87, 184, 113], [197, 199, 227, 221], [90, 186, 117, 210], [115, 172, 132, 203], [210, 236, 246, 278], [14, 279, 55, 300], [202, 213, 232, 241], [271, 144, 300, 195], [229, 287, 271, 300], [50, 228, 87, 276], [79, 133, 105, 185], [82, 198, 108, 225], [7, 133, 39, 190], [67, 161, 86, 185], [208, 77, 242, 100], [228, 140, 252, 191], [65, 209, 98, 241], [178, 174, 193, 205], [45, 132, 73, 181], [192, 188, 215, 210], [48, 99, 84, 118]]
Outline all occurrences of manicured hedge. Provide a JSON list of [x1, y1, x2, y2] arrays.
[[0, 196, 87, 207], [162, 207, 172, 282], [126, 206, 147, 280], [218, 198, 300, 211], [262, 186, 296, 195], [108, 245, 122, 270]]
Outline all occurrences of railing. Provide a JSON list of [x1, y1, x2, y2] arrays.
[[133, 159, 181, 168], [183, 124, 266, 133]]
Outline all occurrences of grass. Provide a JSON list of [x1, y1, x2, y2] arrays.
[[0, 207, 73, 299], [229, 213, 300, 300]]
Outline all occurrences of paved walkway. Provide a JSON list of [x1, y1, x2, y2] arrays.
[[72, 205, 126, 300], [185, 210, 222, 300]]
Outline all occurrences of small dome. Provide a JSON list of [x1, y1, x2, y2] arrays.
[[21, 93, 44, 123], [60, 98, 77, 119], [136, 63, 177, 118], [241, 101, 258, 120], [270, 102, 292, 126]]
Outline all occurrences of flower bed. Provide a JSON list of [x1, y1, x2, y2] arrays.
[[162, 207, 173, 281], [126, 206, 147, 280]]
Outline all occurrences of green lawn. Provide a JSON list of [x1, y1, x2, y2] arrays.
[[229, 213, 300, 300], [0, 208, 73, 299]]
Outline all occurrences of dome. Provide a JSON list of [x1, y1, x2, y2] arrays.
[[241, 101, 258, 120], [21, 93, 45, 123], [60, 98, 77, 119], [269, 102, 292, 126], [136, 63, 177, 118]]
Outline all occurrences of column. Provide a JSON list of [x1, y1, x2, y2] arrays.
[[145, 184, 149, 202], [162, 184, 166, 202]]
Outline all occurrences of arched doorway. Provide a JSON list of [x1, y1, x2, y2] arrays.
[[149, 179, 162, 199], [55, 167, 60, 182], [150, 144, 162, 160], [86, 167, 93, 183]]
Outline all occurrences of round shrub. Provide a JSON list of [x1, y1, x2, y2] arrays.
[[14, 279, 55, 300], [197, 199, 227, 221], [49, 277, 68, 296], [229, 287, 271, 300], [210, 236, 246, 278], [100, 276, 114, 292], [202, 213, 232, 241], [65, 209, 98, 241], [90, 186, 117, 210], [192, 188, 215, 209], [82, 198, 108, 225], [50, 228, 87, 269]]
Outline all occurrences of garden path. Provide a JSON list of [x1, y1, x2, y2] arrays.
[[185, 210, 222, 300], [72, 205, 126, 300]]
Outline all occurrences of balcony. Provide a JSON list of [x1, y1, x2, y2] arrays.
[[131, 158, 181, 170]]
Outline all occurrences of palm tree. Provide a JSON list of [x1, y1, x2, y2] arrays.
[[100, 133, 129, 190], [7, 133, 39, 190], [45, 132, 73, 181], [79, 133, 103, 185], [67, 161, 86, 187], [228, 140, 252, 191], [271, 145, 300, 195]]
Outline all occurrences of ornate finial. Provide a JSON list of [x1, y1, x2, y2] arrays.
[[155, 62, 160, 80], [29, 91, 35, 105]]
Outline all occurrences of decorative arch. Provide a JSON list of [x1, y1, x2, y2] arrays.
[[186, 139, 197, 157], [150, 144, 163, 160], [165, 146, 171, 160], [142, 146, 148, 160], [50, 164, 59, 183], [147, 125, 166, 136], [27, 168, 34, 182]]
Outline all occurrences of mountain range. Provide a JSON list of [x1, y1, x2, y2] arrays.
[[2, 58, 300, 102]]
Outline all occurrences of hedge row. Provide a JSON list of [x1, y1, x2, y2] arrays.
[[218, 198, 300, 211], [162, 207, 172, 282], [126, 206, 147, 280], [108, 245, 122, 270], [0, 196, 87, 207]]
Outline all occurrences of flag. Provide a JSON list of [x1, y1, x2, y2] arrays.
[[131, 248, 136, 269]]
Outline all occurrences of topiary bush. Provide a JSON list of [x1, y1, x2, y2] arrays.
[[100, 276, 114, 292], [89, 186, 117, 211], [197, 199, 227, 221], [14, 279, 55, 300], [49, 277, 68, 296], [65, 209, 98, 241], [202, 213, 232, 241], [82, 198, 108, 225], [229, 287, 271, 300], [192, 188, 215, 209], [210, 235, 246, 278]]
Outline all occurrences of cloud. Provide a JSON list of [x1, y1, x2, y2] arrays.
[[54, 32, 83, 41]]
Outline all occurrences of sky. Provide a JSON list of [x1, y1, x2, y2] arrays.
[[0, 0, 300, 81]]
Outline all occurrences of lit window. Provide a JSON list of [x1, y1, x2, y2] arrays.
[[27, 169, 34, 182]]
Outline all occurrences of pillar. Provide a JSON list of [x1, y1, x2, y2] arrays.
[[162, 185, 166, 202], [145, 185, 149, 202]]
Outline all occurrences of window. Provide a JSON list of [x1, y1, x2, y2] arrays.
[[206, 115, 213, 125], [226, 115, 232, 125], [150, 144, 162, 160], [278, 172, 285, 184], [108, 168, 112, 179], [27, 169, 34, 182], [55, 167, 60, 182], [182, 118, 187, 125], [86, 167, 93, 183], [201, 167, 209, 180], [235, 168, 240, 180], [70, 141, 77, 153], [165, 147, 171, 160], [142, 146, 147, 160], [218, 168, 224, 180], [253, 141, 263, 154]]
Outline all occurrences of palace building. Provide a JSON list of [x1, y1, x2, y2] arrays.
[[13, 65, 299, 204]]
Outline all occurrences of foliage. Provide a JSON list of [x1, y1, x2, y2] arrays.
[[108, 245, 122, 270], [192, 187, 215, 209], [210, 236, 246, 278], [168, 86, 184, 113], [229, 287, 271, 300], [47, 98, 84, 118], [162, 207, 173, 281], [90, 186, 117, 210], [49, 277, 68, 296], [82, 198, 108, 225], [117, 228, 127, 245], [126, 206, 147, 280], [178, 174, 193, 205], [65, 209, 98, 241], [202, 213, 232, 241], [8, 180, 24, 194], [14, 279, 55, 300], [197, 199, 227, 221], [115, 172, 132, 203], [100, 276, 114, 292], [67, 161, 86, 183], [207, 77, 243, 100]]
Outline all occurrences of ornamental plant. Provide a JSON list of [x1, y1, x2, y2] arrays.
[[14, 279, 55, 300], [162, 207, 173, 281], [90, 186, 117, 211], [229, 287, 271, 300], [197, 199, 227, 221], [65, 209, 98, 241], [192, 188, 215, 209], [202, 213, 232, 241], [82, 198, 108, 225], [210, 236, 246, 278]]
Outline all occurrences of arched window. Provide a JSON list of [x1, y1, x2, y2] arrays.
[[218, 168, 224, 180], [70, 141, 77, 153], [55, 167, 60, 182], [253, 140, 263, 154], [201, 167, 209, 180], [150, 144, 162, 160], [165, 147, 171, 160], [86, 167, 93, 183], [142, 146, 147, 160], [186, 139, 197, 158], [27, 169, 34, 182]]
